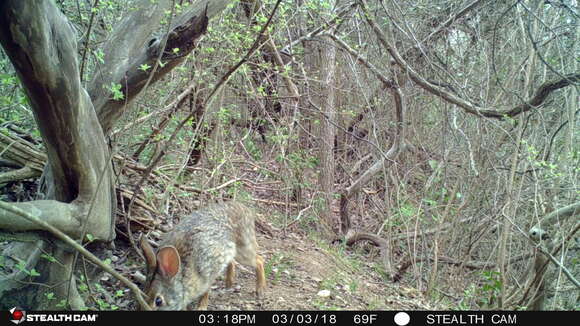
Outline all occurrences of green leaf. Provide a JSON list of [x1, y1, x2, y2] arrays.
[[16, 260, 27, 272], [78, 283, 88, 292], [41, 254, 57, 263], [139, 63, 151, 71]]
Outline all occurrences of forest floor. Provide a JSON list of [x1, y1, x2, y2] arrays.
[[101, 227, 441, 311], [1, 173, 442, 311], [204, 232, 440, 311]]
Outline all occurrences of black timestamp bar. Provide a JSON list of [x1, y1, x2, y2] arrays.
[[30, 310, 574, 326]]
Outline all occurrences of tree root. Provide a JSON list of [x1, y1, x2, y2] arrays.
[[336, 231, 394, 280]]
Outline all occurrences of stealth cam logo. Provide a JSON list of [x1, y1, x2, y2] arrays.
[[9, 307, 26, 324]]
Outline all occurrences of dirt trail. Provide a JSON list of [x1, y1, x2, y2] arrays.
[[190, 233, 437, 311]]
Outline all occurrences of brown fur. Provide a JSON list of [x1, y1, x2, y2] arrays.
[[141, 201, 266, 310]]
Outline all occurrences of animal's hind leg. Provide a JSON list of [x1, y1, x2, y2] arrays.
[[226, 262, 235, 288], [235, 238, 266, 298], [197, 292, 209, 310], [255, 254, 266, 298]]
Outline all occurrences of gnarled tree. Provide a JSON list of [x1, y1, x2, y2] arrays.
[[0, 0, 230, 309]]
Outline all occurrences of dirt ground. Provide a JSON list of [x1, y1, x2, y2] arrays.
[[207, 233, 438, 311]]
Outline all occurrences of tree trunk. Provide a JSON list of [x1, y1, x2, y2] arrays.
[[317, 32, 337, 237], [0, 1, 114, 308], [0, 0, 228, 309]]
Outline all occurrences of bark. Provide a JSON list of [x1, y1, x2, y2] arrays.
[[0, 132, 44, 182], [0, 132, 46, 178], [542, 201, 580, 226], [0, 0, 115, 309]]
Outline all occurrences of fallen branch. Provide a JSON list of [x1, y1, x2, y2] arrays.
[[393, 253, 532, 283], [339, 231, 393, 279], [0, 132, 46, 183]]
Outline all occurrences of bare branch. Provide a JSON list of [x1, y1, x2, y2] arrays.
[[326, 33, 396, 89], [359, 0, 579, 119], [543, 202, 580, 225]]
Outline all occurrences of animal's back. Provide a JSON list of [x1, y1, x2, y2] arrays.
[[160, 202, 257, 289], [141, 201, 265, 310]]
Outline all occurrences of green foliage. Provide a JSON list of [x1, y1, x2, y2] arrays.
[[41, 254, 57, 263], [78, 278, 121, 310], [216, 105, 239, 124], [56, 300, 68, 309], [93, 49, 105, 64], [244, 138, 262, 160], [264, 253, 294, 284], [107, 82, 124, 100], [139, 63, 151, 72], [0, 71, 29, 111], [15, 259, 41, 278], [95, 298, 118, 311], [459, 271, 503, 309]]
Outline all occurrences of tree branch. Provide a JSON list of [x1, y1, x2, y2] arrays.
[[90, 0, 230, 134], [543, 201, 580, 226], [359, 0, 579, 119], [326, 33, 396, 89]]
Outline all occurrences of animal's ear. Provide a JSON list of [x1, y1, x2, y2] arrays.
[[140, 234, 157, 271], [156, 246, 181, 278]]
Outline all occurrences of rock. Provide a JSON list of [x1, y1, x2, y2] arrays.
[[317, 289, 331, 297], [159, 224, 173, 232], [132, 270, 146, 283]]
